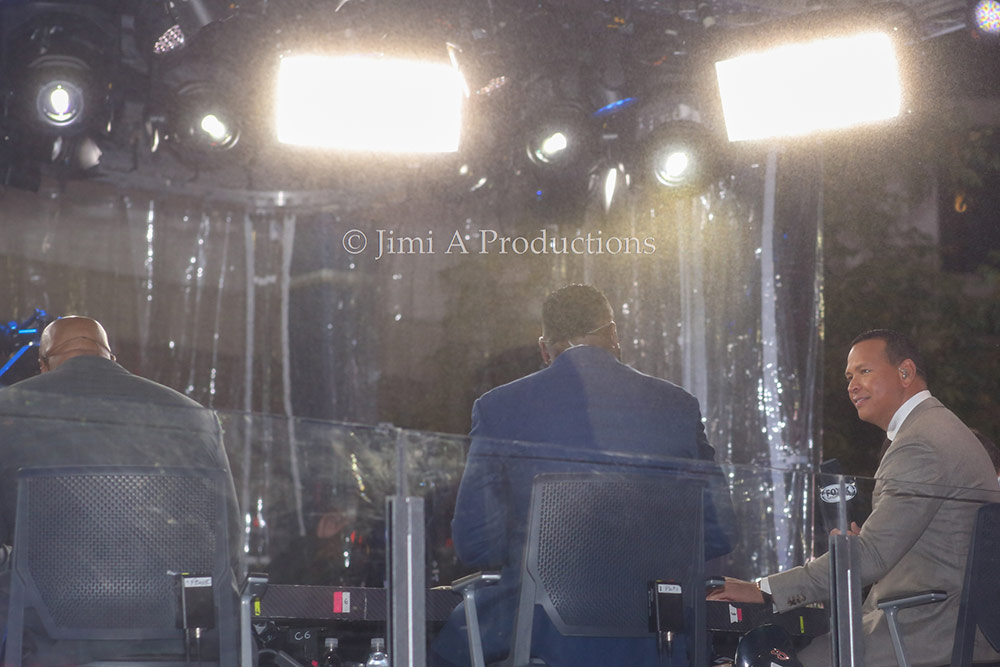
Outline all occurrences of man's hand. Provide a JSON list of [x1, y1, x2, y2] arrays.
[[705, 577, 764, 603], [830, 521, 861, 537]]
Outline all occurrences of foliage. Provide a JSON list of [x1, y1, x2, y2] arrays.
[[819, 119, 1000, 478]]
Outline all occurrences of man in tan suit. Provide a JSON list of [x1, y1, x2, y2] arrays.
[[709, 329, 1000, 666]]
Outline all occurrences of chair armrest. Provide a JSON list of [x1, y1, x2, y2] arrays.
[[451, 570, 501, 594], [450, 572, 501, 667], [877, 590, 947, 612], [877, 591, 947, 667]]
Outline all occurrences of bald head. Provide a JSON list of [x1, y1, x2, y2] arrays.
[[38, 317, 115, 372]]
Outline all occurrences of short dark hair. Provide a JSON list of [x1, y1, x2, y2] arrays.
[[542, 284, 612, 343], [851, 329, 927, 380]]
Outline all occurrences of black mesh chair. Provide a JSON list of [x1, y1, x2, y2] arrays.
[[877, 502, 1000, 667], [5, 465, 241, 667], [458, 471, 707, 667]]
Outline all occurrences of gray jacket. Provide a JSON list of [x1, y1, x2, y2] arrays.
[[769, 397, 1000, 667]]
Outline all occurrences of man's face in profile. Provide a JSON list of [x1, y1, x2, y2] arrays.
[[844, 338, 906, 431]]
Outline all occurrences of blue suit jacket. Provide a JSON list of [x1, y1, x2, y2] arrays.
[[431, 345, 734, 667]]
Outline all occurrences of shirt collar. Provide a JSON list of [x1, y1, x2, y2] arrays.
[[886, 390, 932, 441]]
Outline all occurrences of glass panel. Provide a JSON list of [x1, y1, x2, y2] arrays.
[[3, 399, 999, 666]]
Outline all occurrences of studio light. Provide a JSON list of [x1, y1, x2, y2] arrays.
[[199, 114, 233, 146], [971, 0, 1000, 37], [533, 131, 569, 164], [715, 30, 904, 142], [183, 105, 238, 152], [154, 25, 187, 54], [275, 54, 465, 153], [156, 0, 232, 54], [631, 93, 721, 195], [1, 0, 119, 135], [523, 101, 602, 179], [134, 2, 186, 56], [7, 37, 113, 136], [656, 151, 690, 186], [26, 57, 96, 134], [163, 80, 241, 158], [36, 80, 84, 127], [0, 3, 118, 180], [133, 0, 235, 64], [641, 120, 719, 193]]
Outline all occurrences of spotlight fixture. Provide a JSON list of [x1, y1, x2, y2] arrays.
[[3, 17, 116, 137], [134, 2, 186, 57], [154, 24, 187, 54], [197, 113, 235, 147], [134, 0, 234, 60], [654, 150, 691, 187], [145, 15, 253, 171], [25, 56, 98, 134], [36, 79, 85, 128], [0, 4, 118, 179], [523, 101, 601, 176], [641, 120, 719, 193], [159, 80, 241, 162], [515, 55, 614, 197], [531, 131, 569, 164]]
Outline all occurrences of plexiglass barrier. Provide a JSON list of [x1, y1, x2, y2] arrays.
[[1, 399, 999, 666]]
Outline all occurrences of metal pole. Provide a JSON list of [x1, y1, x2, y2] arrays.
[[387, 495, 426, 667], [387, 429, 427, 667], [829, 480, 864, 667]]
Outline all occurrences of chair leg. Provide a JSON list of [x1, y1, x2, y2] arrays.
[[883, 607, 910, 667], [5, 574, 25, 667], [462, 588, 488, 667]]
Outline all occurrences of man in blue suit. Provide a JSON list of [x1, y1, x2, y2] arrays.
[[431, 284, 734, 667]]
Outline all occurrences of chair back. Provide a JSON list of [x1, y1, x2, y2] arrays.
[[508, 471, 706, 666], [952, 502, 1000, 666], [5, 465, 239, 666]]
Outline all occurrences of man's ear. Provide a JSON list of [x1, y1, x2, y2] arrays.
[[899, 359, 917, 386], [539, 337, 552, 367]]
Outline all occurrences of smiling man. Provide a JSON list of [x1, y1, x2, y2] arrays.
[[846, 330, 927, 432], [709, 329, 1000, 666]]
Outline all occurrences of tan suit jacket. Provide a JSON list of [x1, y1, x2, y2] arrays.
[[768, 397, 1000, 667]]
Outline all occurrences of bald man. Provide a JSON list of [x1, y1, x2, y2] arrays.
[[0, 316, 241, 664], [35, 315, 117, 372]]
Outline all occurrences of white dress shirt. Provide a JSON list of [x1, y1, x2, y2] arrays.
[[886, 390, 932, 442]]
